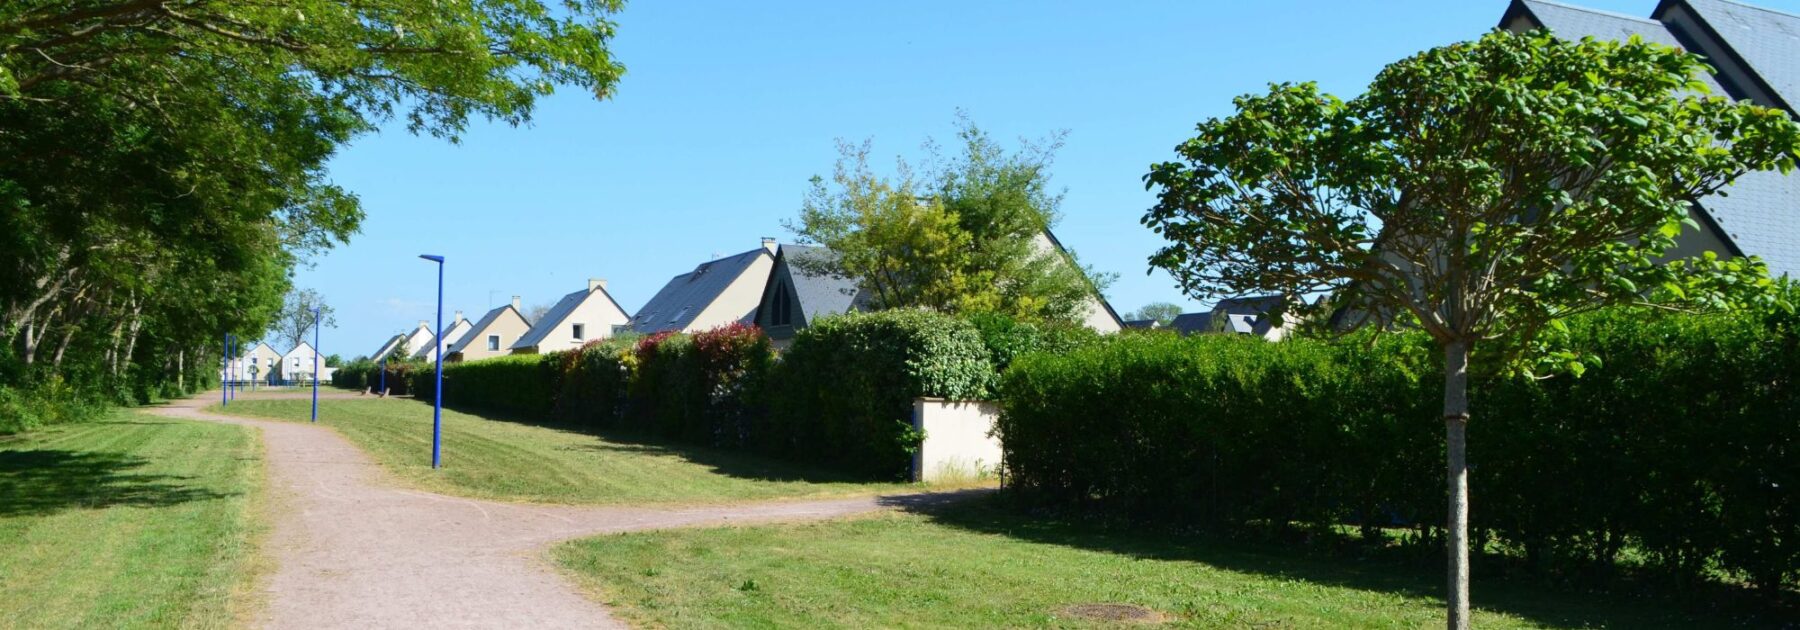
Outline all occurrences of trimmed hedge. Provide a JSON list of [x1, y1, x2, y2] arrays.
[[417, 353, 558, 417], [997, 305, 1798, 590], [765, 309, 995, 478], [333, 358, 423, 396]]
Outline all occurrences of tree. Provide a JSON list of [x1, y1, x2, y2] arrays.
[[789, 116, 1113, 324], [272, 288, 336, 351], [1141, 31, 1797, 629], [1124, 302, 1183, 326], [325, 354, 343, 368], [524, 301, 555, 326]]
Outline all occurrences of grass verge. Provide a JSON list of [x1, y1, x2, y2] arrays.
[[0, 410, 265, 629], [214, 398, 948, 505], [552, 499, 1778, 629]]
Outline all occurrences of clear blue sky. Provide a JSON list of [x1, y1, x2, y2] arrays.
[[299, 0, 1799, 357]]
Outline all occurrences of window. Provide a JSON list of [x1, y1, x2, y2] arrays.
[[251, 357, 259, 366], [571, 324, 585, 340], [669, 306, 690, 324], [486, 335, 500, 351]]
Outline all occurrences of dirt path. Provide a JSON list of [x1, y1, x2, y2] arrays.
[[147, 393, 976, 629]]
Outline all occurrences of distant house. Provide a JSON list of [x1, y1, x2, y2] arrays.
[[1121, 319, 1160, 330], [752, 231, 1124, 344], [632, 240, 777, 335], [446, 297, 532, 362], [413, 311, 472, 362], [1497, 0, 1799, 278], [1171, 295, 1290, 340], [370, 334, 407, 363], [279, 341, 334, 383], [225, 341, 282, 384], [511, 279, 631, 354], [753, 244, 871, 345]]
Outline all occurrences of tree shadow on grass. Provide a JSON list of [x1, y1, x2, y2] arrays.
[[0, 449, 235, 518], [881, 496, 1794, 630]]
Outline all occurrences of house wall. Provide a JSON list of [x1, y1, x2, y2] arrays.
[[685, 254, 775, 332], [416, 319, 471, 361], [911, 399, 1003, 483], [456, 310, 532, 362], [523, 292, 631, 354], [281, 344, 321, 382], [1030, 232, 1123, 333], [403, 324, 435, 360]]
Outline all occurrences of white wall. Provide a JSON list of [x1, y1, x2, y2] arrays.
[[687, 254, 775, 332], [912, 398, 1003, 483], [528, 290, 631, 353]]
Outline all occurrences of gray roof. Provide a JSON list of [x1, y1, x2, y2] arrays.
[[1671, 0, 1800, 111], [778, 245, 870, 323], [371, 334, 405, 362], [632, 247, 772, 334], [1213, 295, 1285, 316], [415, 319, 472, 359], [1169, 312, 1213, 335], [512, 286, 627, 350], [1510, 0, 1800, 279], [447, 304, 527, 354], [1122, 319, 1159, 329]]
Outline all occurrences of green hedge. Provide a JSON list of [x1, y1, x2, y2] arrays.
[[551, 337, 636, 429], [415, 354, 558, 417], [997, 305, 1798, 590], [766, 309, 995, 478]]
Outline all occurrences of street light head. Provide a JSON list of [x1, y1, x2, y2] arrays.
[[419, 254, 445, 263]]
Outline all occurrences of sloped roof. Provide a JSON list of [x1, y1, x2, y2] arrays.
[[1667, 0, 1800, 111], [632, 248, 771, 334], [1169, 312, 1213, 335], [512, 286, 628, 350], [447, 304, 528, 354], [1508, 0, 1800, 279], [371, 334, 405, 361], [282, 341, 316, 359], [1122, 319, 1159, 329], [777, 245, 870, 323], [1213, 295, 1285, 316], [415, 318, 473, 359]]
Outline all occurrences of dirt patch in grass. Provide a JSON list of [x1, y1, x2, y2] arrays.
[[1057, 602, 1170, 623]]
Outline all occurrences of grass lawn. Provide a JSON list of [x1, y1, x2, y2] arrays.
[[0, 411, 265, 629], [553, 500, 1776, 629], [215, 398, 941, 505]]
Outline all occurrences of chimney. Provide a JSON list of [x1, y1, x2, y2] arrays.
[[511, 295, 521, 311], [761, 237, 777, 253], [588, 278, 607, 292], [454, 310, 464, 323]]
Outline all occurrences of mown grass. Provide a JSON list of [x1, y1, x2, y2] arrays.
[[553, 500, 1779, 629], [215, 398, 944, 505], [0, 410, 265, 629]]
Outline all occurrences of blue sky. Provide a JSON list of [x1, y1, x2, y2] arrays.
[[300, 0, 1798, 357]]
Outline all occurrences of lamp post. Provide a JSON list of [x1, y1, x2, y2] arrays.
[[221, 333, 229, 406], [311, 307, 321, 423], [420, 254, 445, 468], [379, 358, 386, 394]]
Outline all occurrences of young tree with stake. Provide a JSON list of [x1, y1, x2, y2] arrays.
[[1142, 31, 1797, 629]]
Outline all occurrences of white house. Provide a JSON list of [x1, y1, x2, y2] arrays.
[[446, 297, 532, 362], [413, 311, 472, 361], [279, 341, 334, 383], [632, 240, 777, 334], [511, 280, 631, 354], [223, 341, 283, 384]]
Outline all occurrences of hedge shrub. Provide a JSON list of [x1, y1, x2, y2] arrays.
[[552, 337, 636, 429], [765, 309, 995, 478], [997, 304, 1797, 590], [417, 353, 559, 417]]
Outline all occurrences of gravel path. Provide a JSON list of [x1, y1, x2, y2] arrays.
[[147, 392, 978, 629]]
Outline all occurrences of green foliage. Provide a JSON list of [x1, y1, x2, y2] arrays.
[[1122, 302, 1183, 326], [767, 310, 995, 478], [789, 115, 1112, 325], [552, 337, 637, 429], [964, 311, 1101, 373], [998, 303, 1798, 591], [422, 354, 559, 417]]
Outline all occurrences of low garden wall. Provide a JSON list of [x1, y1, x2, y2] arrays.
[[911, 398, 1002, 483]]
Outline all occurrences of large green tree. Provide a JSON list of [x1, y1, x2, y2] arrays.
[[790, 116, 1112, 325], [1142, 31, 1797, 628], [0, 0, 627, 415]]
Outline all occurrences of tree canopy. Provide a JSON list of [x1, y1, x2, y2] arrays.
[[1142, 30, 1799, 628], [0, 0, 627, 422], [789, 116, 1113, 325]]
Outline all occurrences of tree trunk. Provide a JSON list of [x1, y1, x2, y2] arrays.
[[177, 349, 185, 392], [1442, 339, 1472, 630], [51, 325, 76, 368]]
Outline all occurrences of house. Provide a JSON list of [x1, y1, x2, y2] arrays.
[[752, 244, 871, 345], [279, 341, 334, 383], [445, 297, 532, 362], [370, 334, 407, 363], [752, 231, 1125, 344], [632, 240, 777, 334], [1169, 295, 1290, 340], [1500, 0, 1800, 278], [413, 311, 472, 362], [1121, 319, 1161, 330], [511, 279, 631, 354], [225, 341, 282, 384]]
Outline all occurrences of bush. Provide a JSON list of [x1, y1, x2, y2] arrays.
[[997, 304, 1798, 591], [627, 324, 773, 446], [965, 311, 1102, 374], [552, 337, 636, 429], [419, 354, 559, 417], [766, 309, 996, 478]]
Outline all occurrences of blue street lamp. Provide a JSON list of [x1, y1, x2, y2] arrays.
[[311, 307, 321, 423], [420, 254, 445, 468], [221, 333, 229, 406]]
